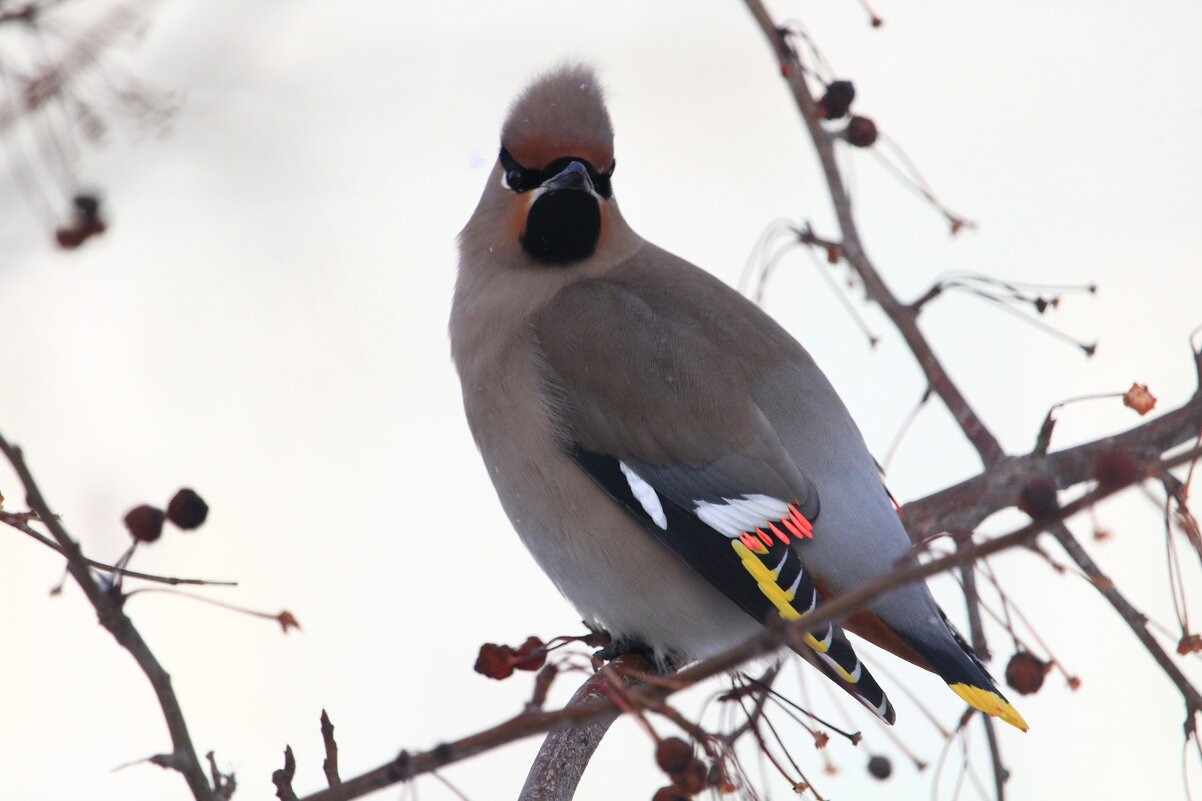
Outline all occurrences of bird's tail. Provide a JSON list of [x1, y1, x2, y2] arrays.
[[902, 610, 1028, 732]]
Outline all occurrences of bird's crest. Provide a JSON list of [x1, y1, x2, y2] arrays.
[[501, 64, 614, 173]]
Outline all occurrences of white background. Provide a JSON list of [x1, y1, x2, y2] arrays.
[[2, 1, 1201, 799]]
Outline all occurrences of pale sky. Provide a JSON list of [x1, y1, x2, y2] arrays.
[[2, 2, 1201, 800]]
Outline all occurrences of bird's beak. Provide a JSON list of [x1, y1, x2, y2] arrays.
[[540, 160, 595, 194]]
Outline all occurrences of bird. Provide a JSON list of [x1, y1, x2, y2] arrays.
[[450, 64, 1026, 731]]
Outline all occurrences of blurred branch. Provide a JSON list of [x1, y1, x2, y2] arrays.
[[1050, 520, 1202, 721], [0, 430, 215, 801]]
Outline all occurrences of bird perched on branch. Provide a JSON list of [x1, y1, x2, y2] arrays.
[[450, 64, 1026, 731]]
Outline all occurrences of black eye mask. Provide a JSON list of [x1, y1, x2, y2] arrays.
[[499, 147, 615, 199]]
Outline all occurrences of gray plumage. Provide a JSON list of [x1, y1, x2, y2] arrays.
[[451, 65, 1026, 730]]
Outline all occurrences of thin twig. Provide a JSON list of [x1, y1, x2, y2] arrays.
[[1, 510, 237, 586], [321, 710, 341, 788]]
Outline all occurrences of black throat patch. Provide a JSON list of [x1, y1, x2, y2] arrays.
[[521, 190, 601, 265]]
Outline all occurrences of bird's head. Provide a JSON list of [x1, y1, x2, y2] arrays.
[[474, 65, 620, 267]]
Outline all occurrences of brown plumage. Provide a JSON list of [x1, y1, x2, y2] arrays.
[[451, 65, 1026, 731]]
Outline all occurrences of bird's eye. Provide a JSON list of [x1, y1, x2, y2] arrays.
[[499, 147, 539, 193], [593, 160, 615, 199]]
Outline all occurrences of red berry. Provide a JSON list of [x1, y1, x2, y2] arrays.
[[124, 505, 165, 543], [845, 116, 878, 147], [672, 758, 707, 795], [867, 754, 892, 779], [512, 635, 546, 671], [55, 226, 84, 249], [651, 787, 687, 801], [655, 737, 692, 775], [473, 643, 516, 680], [1005, 651, 1050, 695]]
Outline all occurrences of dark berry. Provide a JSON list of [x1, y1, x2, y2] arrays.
[[124, 505, 165, 543], [817, 80, 856, 119], [1018, 474, 1059, 520], [867, 754, 892, 780], [1092, 449, 1139, 492], [166, 488, 209, 530]]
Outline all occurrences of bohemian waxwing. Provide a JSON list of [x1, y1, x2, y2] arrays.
[[450, 64, 1026, 731]]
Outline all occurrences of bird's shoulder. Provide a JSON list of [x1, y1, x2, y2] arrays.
[[538, 242, 803, 368]]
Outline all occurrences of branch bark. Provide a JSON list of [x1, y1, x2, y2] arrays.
[[518, 654, 653, 801]]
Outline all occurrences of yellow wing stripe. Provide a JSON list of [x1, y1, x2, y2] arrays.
[[950, 683, 1029, 732], [731, 541, 853, 678]]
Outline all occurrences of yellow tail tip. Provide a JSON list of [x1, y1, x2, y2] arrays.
[[949, 683, 1029, 732]]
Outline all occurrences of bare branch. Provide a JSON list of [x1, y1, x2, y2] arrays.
[[295, 444, 1202, 801], [0, 431, 214, 801], [273, 745, 299, 801], [904, 388, 1202, 540], [741, 0, 1005, 466], [321, 710, 341, 788], [1050, 521, 1202, 720], [1, 509, 237, 587]]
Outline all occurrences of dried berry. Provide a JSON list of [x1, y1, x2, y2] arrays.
[[1092, 448, 1139, 492], [512, 635, 546, 671], [276, 610, 301, 633], [1005, 651, 1050, 695], [1018, 474, 1059, 520], [817, 80, 856, 119], [651, 787, 688, 801], [474, 643, 516, 680], [55, 226, 84, 250], [845, 116, 878, 147], [167, 488, 209, 530], [1177, 634, 1202, 655], [867, 754, 892, 780], [655, 737, 692, 775], [1122, 383, 1157, 416], [672, 758, 708, 795], [124, 504, 165, 543]]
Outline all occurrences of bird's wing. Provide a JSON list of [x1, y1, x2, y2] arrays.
[[535, 275, 896, 723]]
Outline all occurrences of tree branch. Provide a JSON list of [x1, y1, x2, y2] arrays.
[[1050, 521, 1202, 718], [740, 0, 1005, 466], [903, 386, 1202, 540], [1, 509, 237, 587], [518, 653, 654, 801], [295, 443, 1202, 801], [0, 431, 214, 801]]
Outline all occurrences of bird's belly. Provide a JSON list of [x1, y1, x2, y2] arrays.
[[466, 382, 758, 664]]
